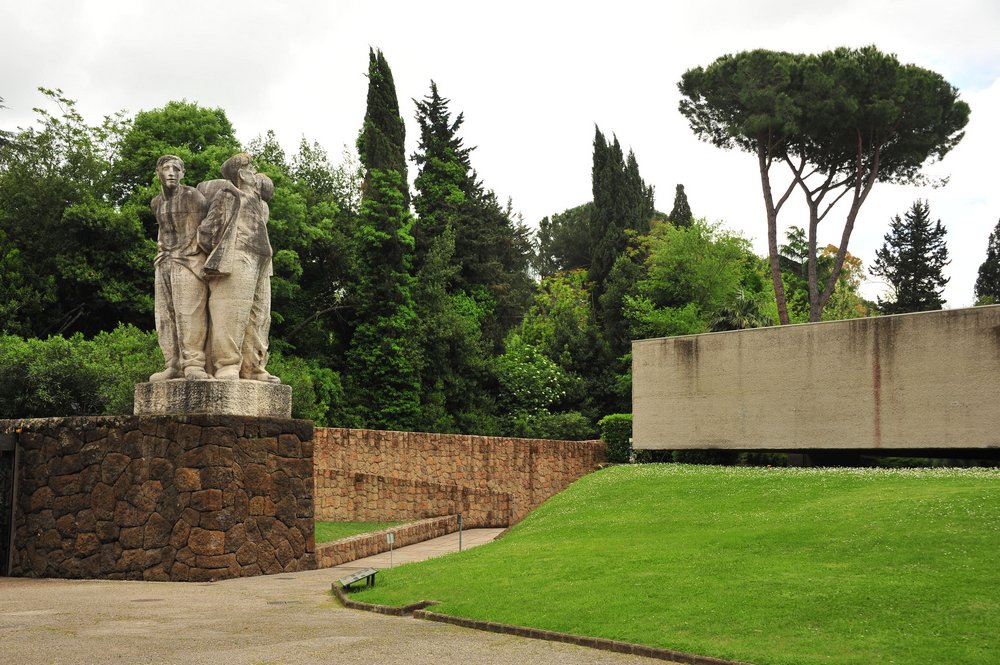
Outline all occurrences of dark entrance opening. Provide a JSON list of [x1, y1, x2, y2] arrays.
[[0, 432, 15, 576]]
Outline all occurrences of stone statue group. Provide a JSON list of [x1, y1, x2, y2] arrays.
[[148, 153, 280, 384]]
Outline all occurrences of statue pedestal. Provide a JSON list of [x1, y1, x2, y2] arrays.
[[134, 379, 292, 418]]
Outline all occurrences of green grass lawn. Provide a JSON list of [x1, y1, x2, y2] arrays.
[[352, 465, 1000, 665], [315, 520, 406, 544]]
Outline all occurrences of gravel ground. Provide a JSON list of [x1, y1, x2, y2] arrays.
[[0, 566, 671, 665]]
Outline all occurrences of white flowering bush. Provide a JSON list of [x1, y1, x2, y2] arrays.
[[493, 333, 576, 413]]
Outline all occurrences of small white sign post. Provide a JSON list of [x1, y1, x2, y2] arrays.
[[386, 531, 395, 568]]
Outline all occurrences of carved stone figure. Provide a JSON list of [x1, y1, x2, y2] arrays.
[[138, 153, 289, 417], [148, 155, 210, 381], [196, 153, 280, 383]]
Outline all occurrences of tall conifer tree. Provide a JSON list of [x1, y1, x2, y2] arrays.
[[668, 184, 693, 227], [974, 218, 1000, 304], [346, 48, 421, 429], [870, 199, 950, 313], [589, 128, 654, 299], [412, 81, 472, 272], [412, 82, 532, 352], [357, 48, 409, 208], [589, 129, 627, 298]]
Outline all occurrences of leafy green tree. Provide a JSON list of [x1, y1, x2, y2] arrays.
[[599, 236, 646, 360], [668, 184, 693, 227], [623, 298, 705, 339], [518, 269, 616, 421], [492, 331, 596, 441], [974, 218, 1000, 305], [679, 46, 970, 323], [494, 333, 577, 415], [408, 81, 536, 431], [277, 141, 361, 361], [870, 200, 949, 313], [587, 128, 655, 408], [533, 202, 592, 277], [346, 50, 421, 430], [709, 290, 774, 331], [640, 219, 764, 314], [0, 88, 153, 337], [266, 351, 345, 425], [624, 219, 768, 339], [345, 169, 421, 429], [114, 100, 241, 239], [410, 225, 495, 433], [243, 132, 357, 369]]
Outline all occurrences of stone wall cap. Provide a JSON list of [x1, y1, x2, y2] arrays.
[[134, 380, 292, 418]]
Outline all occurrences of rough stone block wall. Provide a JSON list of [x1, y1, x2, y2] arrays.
[[3, 415, 314, 581], [314, 428, 604, 526], [315, 515, 458, 568]]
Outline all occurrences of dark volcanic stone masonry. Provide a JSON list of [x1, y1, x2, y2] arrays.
[[2, 415, 314, 582]]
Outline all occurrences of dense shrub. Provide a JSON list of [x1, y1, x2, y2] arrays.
[[598, 413, 632, 463], [498, 409, 596, 441], [266, 352, 345, 425], [0, 324, 160, 418], [0, 325, 339, 422]]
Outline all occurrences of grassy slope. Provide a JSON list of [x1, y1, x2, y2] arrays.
[[314, 521, 405, 544], [353, 465, 1000, 665]]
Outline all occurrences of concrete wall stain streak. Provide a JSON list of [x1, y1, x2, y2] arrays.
[[632, 305, 1000, 450]]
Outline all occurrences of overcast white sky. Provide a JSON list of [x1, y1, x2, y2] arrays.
[[2, 0, 999, 307]]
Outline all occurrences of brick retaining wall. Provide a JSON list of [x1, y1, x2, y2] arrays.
[[314, 428, 604, 526], [315, 468, 512, 526], [315, 515, 458, 568], [2, 416, 314, 581]]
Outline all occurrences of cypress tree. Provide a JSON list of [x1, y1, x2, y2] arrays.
[[974, 218, 1000, 304], [346, 48, 421, 430], [669, 184, 693, 227], [870, 200, 950, 314], [357, 48, 409, 207], [589, 128, 627, 297], [589, 127, 654, 300], [625, 151, 654, 235]]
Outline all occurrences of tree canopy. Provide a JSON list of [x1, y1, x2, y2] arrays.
[[679, 46, 969, 323]]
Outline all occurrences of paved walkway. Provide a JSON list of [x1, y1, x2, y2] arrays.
[[0, 529, 669, 665], [326, 526, 506, 579]]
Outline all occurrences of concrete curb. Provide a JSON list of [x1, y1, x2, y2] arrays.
[[330, 588, 755, 665], [412, 610, 756, 665], [330, 580, 438, 616]]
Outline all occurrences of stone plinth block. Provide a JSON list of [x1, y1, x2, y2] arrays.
[[134, 380, 292, 418]]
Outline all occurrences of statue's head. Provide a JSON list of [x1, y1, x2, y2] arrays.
[[156, 155, 184, 193], [256, 173, 275, 203], [221, 152, 256, 191]]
